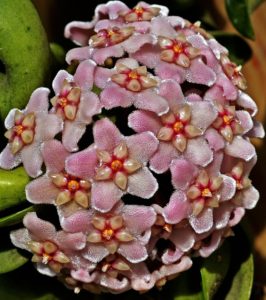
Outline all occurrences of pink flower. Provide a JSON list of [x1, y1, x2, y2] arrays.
[[129, 79, 217, 173], [10, 212, 86, 276], [26, 140, 92, 216], [95, 58, 169, 115], [61, 202, 156, 263], [163, 153, 236, 234], [50, 60, 101, 152], [0, 88, 62, 177], [131, 16, 217, 86], [66, 118, 159, 212]]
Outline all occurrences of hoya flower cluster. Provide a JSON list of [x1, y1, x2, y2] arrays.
[[2, 1, 264, 294]]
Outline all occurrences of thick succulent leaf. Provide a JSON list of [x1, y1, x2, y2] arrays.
[[0, 167, 30, 211], [225, 251, 254, 300], [0, 206, 36, 228], [200, 241, 231, 300], [212, 32, 252, 65], [225, 0, 255, 39], [0, 248, 28, 274]]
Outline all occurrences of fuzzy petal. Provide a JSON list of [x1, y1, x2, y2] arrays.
[[10, 228, 31, 251], [93, 118, 123, 152], [170, 158, 198, 190], [170, 226, 195, 252], [60, 210, 93, 233], [23, 212, 56, 241], [21, 144, 43, 178], [35, 114, 63, 141], [100, 84, 134, 109], [92, 44, 124, 65], [41, 139, 69, 173], [213, 202, 233, 229], [74, 59, 96, 90], [52, 70, 72, 94], [155, 61, 185, 83], [235, 110, 253, 134], [237, 91, 258, 116], [150, 142, 178, 174], [62, 121, 86, 152], [123, 34, 155, 53], [247, 120, 265, 138], [78, 91, 101, 123], [56, 231, 86, 251], [26, 177, 58, 204], [189, 208, 213, 234], [65, 145, 98, 179], [122, 205, 156, 236], [91, 181, 123, 212], [26, 88, 50, 113], [134, 89, 169, 116], [163, 191, 189, 224], [66, 46, 90, 64], [187, 58, 216, 86], [220, 175, 236, 201], [190, 102, 217, 131], [126, 132, 159, 163], [128, 110, 161, 134], [151, 16, 177, 38], [198, 230, 223, 257], [83, 244, 109, 263], [205, 128, 225, 151], [127, 167, 158, 199], [185, 137, 213, 167], [159, 79, 185, 111], [118, 240, 148, 263], [0, 145, 21, 170], [241, 186, 259, 209], [225, 136, 255, 161]]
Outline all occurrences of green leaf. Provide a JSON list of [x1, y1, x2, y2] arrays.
[[200, 241, 231, 300], [225, 251, 254, 300], [225, 0, 255, 39], [0, 206, 36, 228], [211, 32, 252, 65], [0, 249, 28, 274], [0, 167, 30, 211]]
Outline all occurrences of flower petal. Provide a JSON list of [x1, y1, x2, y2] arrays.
[[190, 101, 217, 131], [170, 158, 198, 190], [123, 34, 155, 53], [241, 186, 259, 209], [56, 231, 86, 251], [163, 191, 189, 224], [74, 59, 96, 90], [127, 167, 158, 199], [184, 137, 213, 167], [23, 212, 56, 241], [159, 79, 185, 111], [220, 175, 236, 201], [65, 145, 98, 179], [26, 177, 58, 204], [189, 208, 213, 234], [149, 142, 178, 174], [151, 16, 177, 38], [41, 139, 69, 173], [213, 202, 233, 229], [83, 244, 109, 263], [134, 89, 169, 116], [78, 91, 101, 123], [225, 136, 255, 161], [170, 226, 195, 252], [198, 229, 223, 257], [0, 145, 21, 170], [60, 210, 93, 232], [118, 240, 148, 263], [126, 132, 158, 163], [237, 91, 258, 116], [93, 118, 123, 152], [122, 205, 156, 236], [91, 181, 123, 212], [10, 228, 31, 251], [66, 46, 90, 64], [26, 88, 50, 113], [205, 128, 225, 151], [21, 144, 43, 178], [62, 121, 86, 152], [35, 114, 63, 141], [187, 58, 216, 86], [52, 70, 72, 94], [100, 84, 134, 109], [128, 110, 161, 134], [92, 44, 124, 65]]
